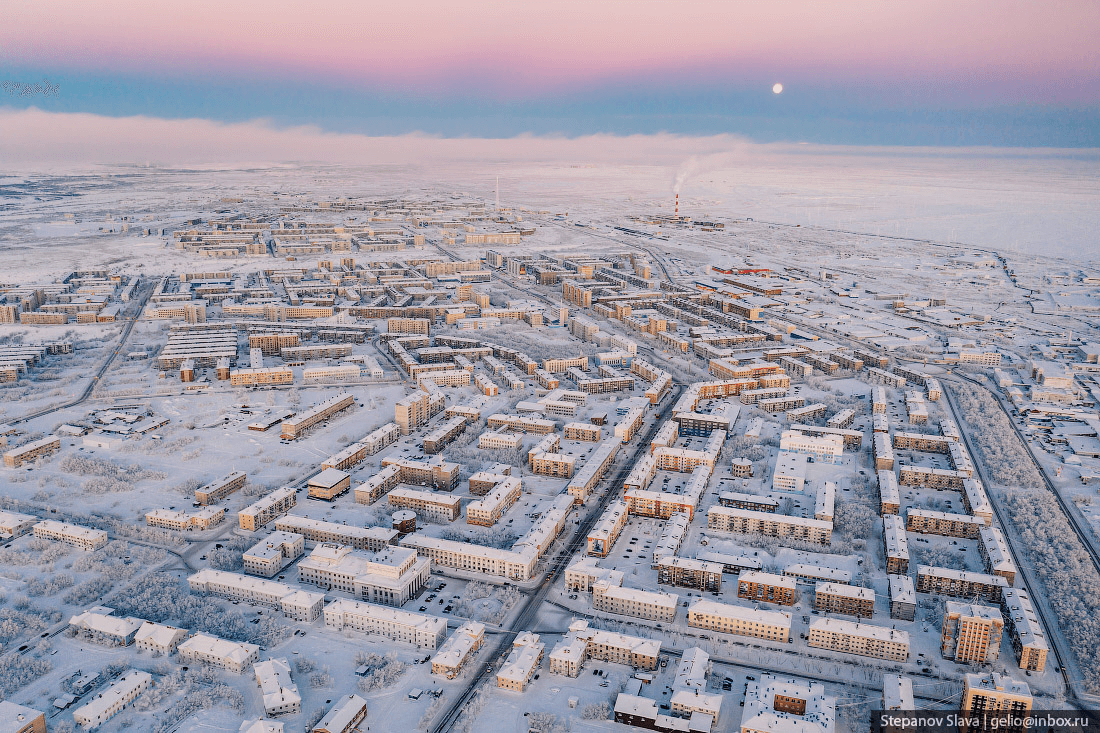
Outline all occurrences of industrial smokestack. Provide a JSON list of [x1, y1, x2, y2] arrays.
[[675, 193, 679, 218]]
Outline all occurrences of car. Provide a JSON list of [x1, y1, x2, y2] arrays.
[[420, 606, 427, 611]]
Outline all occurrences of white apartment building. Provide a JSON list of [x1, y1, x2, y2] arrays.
[[243, 532, 305, 577], [178, 633, 260, 673], [707, 506, 832, 545], [273, 515, 397, 552], [686, 599, 792, 643], [497, 632, 544, 692], [146, 506, 226, 531], [238, 487, 297, 531], [72, 670, 152, 730], [323, 598, 447, 649], [387, 488, 462, 522], [466, 477, 521, 526], [255, 658, 301, 717], [592, 580, 677, 622], [134, 621, 187, 655], [779, 430, 844, 464], [32, 520, 108, 550], [547, 619, 660, 677], [807, 618, 910, 662], [431, 621, 486, 679], [0, 510, 38, 538], [401, 535, 537, 581], [187, 569, 325, 621]]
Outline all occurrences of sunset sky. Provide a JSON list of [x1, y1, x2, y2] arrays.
[[2, 0, 1099, 146]]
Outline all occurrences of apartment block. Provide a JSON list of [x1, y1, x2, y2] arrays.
[[889, 574, 917, 621], [431, 621, 486, 679], [466, 477, 521, 526], [273, 515, 397, 552], [738, 571, 797, 606], [916, 565, 1008, 603], [708, 506, 832, 545], [906, 508, 984, 539], [281, 393, 355, 439], [32, 519, 108, 550], [961, 673, 1032, 720], [178, 633, 260, 673], [255, 658, 301, 717], [298, 543, 431, 606], [978, 526, 1017, 585], [72, 670, 152, 730], [308, 468, 352, 500], [882, 514, 910, 574], [807, 618, 909, 662], [548, 619, 660, 677], [686, 599, 792, 642], [243, 531, 305, 577], [496, 633, 544, 692], [656, 556, 723, 593], [1000, 589, 1048, 672], [323, 598, 448, 649], [814, 583, 874, 619], [188, 569, 325, 621], [3, 436, 61, 467], [387, 487, 461, 522], [592, 581, 678, 622], [587, 500, 628, 557], [194, 471, 248, 505], [0, 510, 37, 539], [878, 470, 900, 515], [238, 487, 297, 530], [941, 602, 1003, 664]]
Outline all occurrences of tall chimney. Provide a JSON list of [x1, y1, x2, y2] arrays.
[[675, 193, 679, 218]]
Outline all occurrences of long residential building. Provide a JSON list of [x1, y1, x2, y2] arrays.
[[188, 569, 325, 621], [815, 583, 875, 619], [587, 500, 628, 557], [273, 515, 398, 551], [238, 487, 297, 530], [807, 618, 909, 661], [686, 599, 792, 642], [916, 565, 1008, 603], [906, 508, 984, 539], [4, 436, 61, 467], [323, 598, 448, 649], [400, 535, 537, 581], [431, 621, 486, 679], [194, 471, 248, 504], [72, 670, 152, 730], [496, 633, 544, 692], [32, 520, 108, 550], [1000, 589, 1048, 672], [882, 515, 910, 575], [178, 633, 260, 673], [280, 393, 355, 439], [567, 440, 619, 504], [321, 423, 399, 470], [548, 619, 660, 677], [656, 556, 723, 593], [466, 477, 521, 526], [978, 526, 1018, 585], [738, 571, 796, 606], [387, 487, 462, 522], [145, 506, 226, 532], [592, 580, 677, 622], [708, 506, 832, 545]]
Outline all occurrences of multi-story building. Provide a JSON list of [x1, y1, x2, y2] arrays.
[[779, 431, 843, 464], [32, 520, 108, 550], [941, 602, 1003, 664], [466, 478, 521, 526], [3, 436, 61, 467], [807, 618, 909, 661], [529, 451, 576, 478], [133, 621, 187, 655], [587, 500, 628, 557], [229, 366, 295, 386], [814, 583, 874, 619], [783, 564, 852, 586], [323, 598, 448, 649], [916, 566, 1008, 603], [741, 674, 835, 733], [686, 599, 792, 642], [592, 581, 678, 622], [898, 464, 968, 489], [238, 487, 297, 530], [961, 673, 1032, 727], [281, 393, 356, 440], [719, 492, 779, 513], [178, 633, 260, 673], [194, 471, 248, 505], [313, 694, 369, 733], [872, 433, 895, 471], [72, 670, 152, 730], [431, 621, 486, 679], [547, 619, 660, 677], [978, 526, 1017, 585], [708, 506, 832, 545], [307, 468, 352, 501], [143, 506, 225, 531], [496, 632, 544, 692], [567, 440, 619, 504], [68, 608, 143, 647], [400, 535, 537, 581], [889, 574, 917, 621], [380, 456, 461, 491], [486, 413, 556, 434], [187, 569, 325, 621], [738, 571, 797, 606], [255, 658, 301, 717], [387, 488, 461, 522], [242, 531, 305, 577], [321, 423, 400, 471], [273, 515, 397, 552], [1000, 589, 1048, 672], [882, 515, 910, 574], [298, 543, 431, 606], [878, 470, 900, 515], [0, 510, 37, 539], [0, 701, 45, 733], [906, 508, 984, 539], [656, 556, 723, 593]]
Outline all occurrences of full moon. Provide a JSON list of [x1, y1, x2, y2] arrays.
[[773, 83, 783, 94]]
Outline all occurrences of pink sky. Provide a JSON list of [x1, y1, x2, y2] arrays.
[[5, 0, 1099, 101]]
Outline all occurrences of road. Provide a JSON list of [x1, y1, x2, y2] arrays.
[[11, 280, 153, 425], [429, 385, 682, 733], [940, 380, 1092, 704]]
